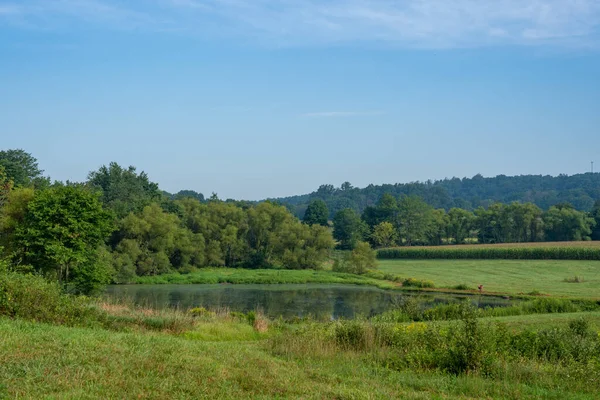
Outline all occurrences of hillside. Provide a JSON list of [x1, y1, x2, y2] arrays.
[[271, 173, 600, 218]]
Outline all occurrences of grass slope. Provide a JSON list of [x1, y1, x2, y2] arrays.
[[379, 259, 600, 298], [1, 316, 599, 400]]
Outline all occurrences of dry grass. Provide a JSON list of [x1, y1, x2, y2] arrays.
[[253, 318, 269, 333]]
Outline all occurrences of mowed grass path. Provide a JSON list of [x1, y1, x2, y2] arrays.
[[378, 259, 600, 298]]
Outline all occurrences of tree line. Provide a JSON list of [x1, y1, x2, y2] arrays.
[[2, 148, 599, 293], [303, 195, 600, 250], [0, 150, 333, 294], [277, 173, 600, 219]]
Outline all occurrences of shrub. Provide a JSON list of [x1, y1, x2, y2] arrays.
[[452, 284, 473, 291], [334, 320, 374, 350], [333, 242, 377, 275], [423, 302, 466, 321], [0, 271, 100, 326], [440, 305, 494, 374], [402, 277, 435, 288], [564, 276, 584, 283]]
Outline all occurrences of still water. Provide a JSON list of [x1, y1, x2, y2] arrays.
[[105, 284, 515, 320]]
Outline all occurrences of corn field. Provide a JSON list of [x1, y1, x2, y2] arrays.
[[377, 244, 600, 260]]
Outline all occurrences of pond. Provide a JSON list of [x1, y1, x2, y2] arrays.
[[105, 284, 516, 320]]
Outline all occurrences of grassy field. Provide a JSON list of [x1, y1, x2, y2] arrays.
[[2, 271, 600, 399], [3, 265, 600, 399], [1, 312, 599, 400], [379, 259, 600, 298], [133, 268, 396, 289]]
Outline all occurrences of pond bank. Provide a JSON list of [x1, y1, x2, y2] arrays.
[[106, 283, 517, 320], [125, 268, 569, 301]]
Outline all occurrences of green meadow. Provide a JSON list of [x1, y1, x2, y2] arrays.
[[2, 309, 600, 400], [378, 259, 600, 298]]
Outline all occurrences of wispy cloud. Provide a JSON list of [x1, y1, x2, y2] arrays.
[[2, 0, 600, 48], [0, 1, 163, 31], [0, 4, 20, 15], [302, 111, 384, 118]]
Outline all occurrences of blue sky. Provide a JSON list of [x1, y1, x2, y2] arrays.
[[1, 1, 600, 200]]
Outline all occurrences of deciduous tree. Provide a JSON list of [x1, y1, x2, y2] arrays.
[[544, 204, 595, 242], [87, 162, 161, 218], [0, 149, 44, 187], [396, 196, 435, 246], [15, 186, 114, 294], [333, 208, 367, 250], [371, 221, 397, 248], [303, 199, 329, 226], [447, 208, 475, 244]]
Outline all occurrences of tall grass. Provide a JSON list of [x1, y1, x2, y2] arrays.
[[272, 306, 600, 398], [378, 246, 600, 260], [372, 297, 600, 324]]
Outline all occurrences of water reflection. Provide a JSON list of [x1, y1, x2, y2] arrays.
[[105, 284, 515, 320]]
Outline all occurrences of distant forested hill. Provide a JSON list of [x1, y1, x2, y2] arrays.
[[271, 173, 600, 218]]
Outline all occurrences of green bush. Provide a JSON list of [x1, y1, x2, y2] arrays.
[[334, 320, 374, 350], [452, 284, 474, 290], [375, 313, 599, 375], [402, 277, 435, 288], [332, 242, 377, 275], [439, 305, 495, 374], [0, 271, 100, 326], [510, 321, 600, 364], [423, 302, 465, 321]]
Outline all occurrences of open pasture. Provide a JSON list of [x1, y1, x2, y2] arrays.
[[378, 259, 600, 298]]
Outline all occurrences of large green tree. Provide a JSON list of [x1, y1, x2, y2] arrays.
[[333, 208, 367, 250], [362, 193, 398, 229], [396, 196, 435, 246], [446, 208, 475, 244], [474, 203, 506, 244], [303, 199, 329, 226], [370, 221, 397, 248], [543, 204, 595, 242], [87, 162, 161, 218], [0, 149, 45, 188], [245, 202, 333, 269], [507, 202, 544, 242], [14, 186, 114, 294], [426, 208, 448, 246], [177, 198, 248, 267], [112, 203, 205, 279]]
